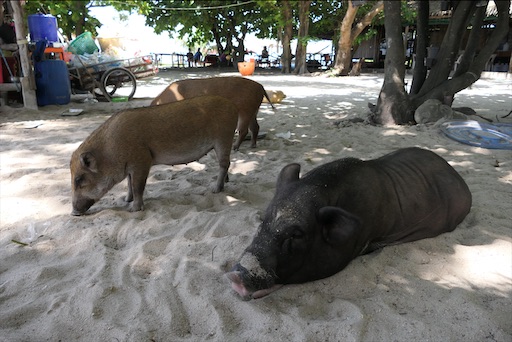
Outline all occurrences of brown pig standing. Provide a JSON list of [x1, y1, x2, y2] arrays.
[[70, 95, 238, 215], [151, 76, 274, 150]]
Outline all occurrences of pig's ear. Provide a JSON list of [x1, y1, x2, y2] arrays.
[[80, 152, 98, 173], [276, 163, 301, 191], [318, 207, 360, 246]]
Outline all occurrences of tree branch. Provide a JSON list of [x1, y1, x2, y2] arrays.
[[470, 0, 511, 72], [410, 0, 429, 95], [334, 0, 383, 76], [350, 0, 383, 41], [416, 1, 474, 98], [452, 5, 486, 78], [412, 0, 511, 107]]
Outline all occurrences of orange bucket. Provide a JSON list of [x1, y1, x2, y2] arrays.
[[238, 61, 255, 76]]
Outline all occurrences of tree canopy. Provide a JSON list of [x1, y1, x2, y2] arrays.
[[23, 0, 101, 39], [21, 0, 388, 74]]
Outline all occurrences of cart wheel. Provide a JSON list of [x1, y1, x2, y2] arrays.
[[99, 67, 137, 101]]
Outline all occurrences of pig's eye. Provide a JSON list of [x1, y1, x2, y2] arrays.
[[74, 175, 85, 189], [292, 229, 304, 239], [281, 228, 305, 254]]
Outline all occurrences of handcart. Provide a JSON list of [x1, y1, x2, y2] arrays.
[[67, 55, 157, 101]]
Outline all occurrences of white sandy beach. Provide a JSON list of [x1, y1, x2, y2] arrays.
[[0, 68, 511, 341]]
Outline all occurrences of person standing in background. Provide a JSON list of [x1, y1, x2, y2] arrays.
[[193, 48, 202, 66], [186, 48, 193, 67]]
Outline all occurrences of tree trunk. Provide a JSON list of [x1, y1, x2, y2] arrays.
[[294, 0, 311, 75], [373, 1, 410, 125], [413, 1, 474, 103], [452, 6, 485, 78], [411, 0, 510, 109], [374, 0, 510, 125], [280, 0, 293, 74], [228, 15, 248, 68], [409, 0, 429, 95], [212, 22, 226, 55], [333, 0, 358, 76], [233, 41, 245, 67], [443, 4, 486, 104], [333, 0, 383, 76]]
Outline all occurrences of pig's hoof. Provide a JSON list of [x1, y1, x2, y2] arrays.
[[71, 210, 84, 216], [128, 205, 144, 212]]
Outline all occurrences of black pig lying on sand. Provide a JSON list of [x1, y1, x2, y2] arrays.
[[226, 147, 472, 300], [70, 95, 238, 215]]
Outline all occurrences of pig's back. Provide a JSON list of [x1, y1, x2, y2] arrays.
[[156, 77, 265, 107], [104, 96, 238, 165], [114, 95, 236, 132]]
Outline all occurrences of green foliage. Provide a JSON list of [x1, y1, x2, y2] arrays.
[[359, 0, 384, 25], [354, 27, 377, 46], [254, 0, 281, 39], [369, 0, 416, 26], [98, 0, 152, 15], [344, 1, 415, 53], [348, 1, 384, 47], [21, 0, 417, 56], [308, 0, 343, 39], [399, 0, 417, 26], [131, 0, 278, 51], [22, 0, 152, 39]]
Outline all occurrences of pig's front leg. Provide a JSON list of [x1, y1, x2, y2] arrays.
[[125, 174, 134, 202], [249, 118, 260, 148], [213, 149, 231, 193], [233, 127, 248, 151], [128, 167, 150, 212]]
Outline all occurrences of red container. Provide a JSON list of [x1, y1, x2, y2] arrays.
[[1, 57, 17, 83]]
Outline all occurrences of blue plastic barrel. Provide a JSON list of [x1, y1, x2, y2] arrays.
[[35, 60, 71, 106], [28, 13, 59, 43]]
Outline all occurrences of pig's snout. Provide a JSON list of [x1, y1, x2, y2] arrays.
[[71, 197, 96, 216], [226, 263, 283, 300], [226, 269, 253, 301]]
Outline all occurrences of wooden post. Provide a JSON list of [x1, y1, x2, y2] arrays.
[[10, 0, 38, 109]]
